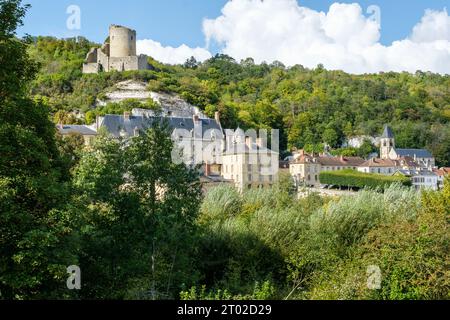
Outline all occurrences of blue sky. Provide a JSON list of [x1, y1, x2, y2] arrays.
[[18, 0, 449, 47], [17, 0, 450, 74]]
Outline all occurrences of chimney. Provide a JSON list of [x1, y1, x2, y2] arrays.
[[124, 111, 131, 121], [245, 136, 252, 149], [96, 115, 101, 131], [214, 111, 221, 125], [256, 137, 267, 149]]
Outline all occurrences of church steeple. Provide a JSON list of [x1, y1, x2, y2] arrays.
[[380, 125, 395, 159]]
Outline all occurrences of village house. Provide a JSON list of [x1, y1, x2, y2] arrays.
[[357, 156, 421, 175], [222, 128, 279, 191], [57, 124, 98, 146], [290, 151, 365, 187], [394, 169, 439, 191], [289, 124, 439, 190], [433, 167, 450, 189]]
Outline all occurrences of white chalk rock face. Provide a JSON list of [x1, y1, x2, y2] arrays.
[[99, 80, 208, 119]]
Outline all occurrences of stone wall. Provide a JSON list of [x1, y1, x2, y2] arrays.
[[109, 56, 139, 72], [82, 63, 100, 74], [97, 49, 110, 72]]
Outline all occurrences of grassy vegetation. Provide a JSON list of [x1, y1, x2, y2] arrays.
[[187, 178, 449, 300]]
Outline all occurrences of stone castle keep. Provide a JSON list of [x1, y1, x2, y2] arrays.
[[83, 25, 150, 74]]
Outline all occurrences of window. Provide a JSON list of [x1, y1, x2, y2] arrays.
[[248, 174, 252, 182]]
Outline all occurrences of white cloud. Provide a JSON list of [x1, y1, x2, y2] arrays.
[[411, 9, 450, 42], [203, 0, 450, 74], [137, 39, 211, 65]]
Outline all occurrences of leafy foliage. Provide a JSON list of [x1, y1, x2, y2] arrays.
[[319, 169, 412, 190], [0, 0, 76, 299], [72, 124, 202, 299]]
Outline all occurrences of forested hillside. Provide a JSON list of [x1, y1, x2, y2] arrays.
[[1, 1, 449, 300], [28, 36, 450, 165]]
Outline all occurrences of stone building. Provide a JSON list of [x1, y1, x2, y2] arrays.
[[97, 111, 224, 169], [357, 157, 421, 175], [83, 25, 150, 74], [290, 151, 365, 187], [379, 125, 435, 169], [57, 124, 98, 146], [221, 128, 279, 191], [433, 167, 450, 190], [394, 169, 439, 191]]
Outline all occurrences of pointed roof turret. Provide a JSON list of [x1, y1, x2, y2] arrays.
[[382, 125, 394, 139]]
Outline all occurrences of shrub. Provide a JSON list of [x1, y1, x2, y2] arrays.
[[319, 169, 411, 190], [200, 185, 242, 222]]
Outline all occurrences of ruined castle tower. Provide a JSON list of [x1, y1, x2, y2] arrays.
[[83, 25, 150, 74], [109, 25, 137, 58]]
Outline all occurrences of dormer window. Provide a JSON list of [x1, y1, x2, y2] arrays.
[[119, 128, 127, 138]]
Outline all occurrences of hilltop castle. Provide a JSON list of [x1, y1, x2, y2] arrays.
[[83, 25, 150, 74]]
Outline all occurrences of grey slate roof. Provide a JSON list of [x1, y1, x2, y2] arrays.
[[395, 148, 433, 159], [381, 125, 395, 138], [101, 115, 223, 138], [396, 169, 437, 177], [58, 125, 97, 136]]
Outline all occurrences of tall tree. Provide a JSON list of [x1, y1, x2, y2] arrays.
[[73, 124, 202, 299], [0, 0, 75, 299]]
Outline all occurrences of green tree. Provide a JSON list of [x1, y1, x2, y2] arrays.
[[357, 139, 377, 159], [73, 123, 202, 299], [0, 0, 76, 299], [322, 128, 339, 148]]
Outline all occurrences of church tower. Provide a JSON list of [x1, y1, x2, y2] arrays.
[[380, 125, 395, 159]]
